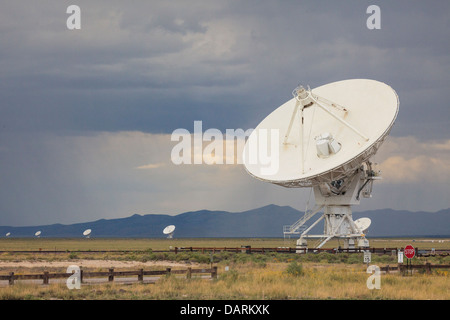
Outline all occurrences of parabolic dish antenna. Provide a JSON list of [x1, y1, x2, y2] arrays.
[[243, 79, 398, 186], [35, 231, 42, 237], [354, 218, 371, 233], [243, 79, 398, 249], [163, 225, 176, 239], [83, 229, 92, 238]]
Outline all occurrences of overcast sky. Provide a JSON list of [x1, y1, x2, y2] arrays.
[[0, 1, 449, 226]]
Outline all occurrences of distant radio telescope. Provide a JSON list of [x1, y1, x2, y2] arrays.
[[83, 229, 92, 238], [163, 225, 176, 239], [354, 218, 372, 233]]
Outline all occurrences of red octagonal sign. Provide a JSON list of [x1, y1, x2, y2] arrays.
[[404, 245, 415, 259]]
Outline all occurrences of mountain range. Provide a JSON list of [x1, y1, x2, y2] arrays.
[[0, 205, 449, 238]]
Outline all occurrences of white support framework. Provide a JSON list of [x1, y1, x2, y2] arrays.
[[283, 204, 324, 239], [295, 162, 378, 250]]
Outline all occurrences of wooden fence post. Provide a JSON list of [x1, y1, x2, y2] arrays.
[[398, 263, 404, 274], [425, 263, 431, 274], [186, 267, 192, 279], [108, 268, 114, 282], [80, 268, 84, 283], [166, 267, 171, 276], [43, 271, 49, 284], [138, 269, 144, 282], [9, 272, 14, 285], [211, 266, 218, 279]]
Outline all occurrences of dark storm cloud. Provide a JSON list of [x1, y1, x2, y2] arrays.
[[0, 0, 251, 133], [0, 1, 449, 226], [1, 1, 448, 138]]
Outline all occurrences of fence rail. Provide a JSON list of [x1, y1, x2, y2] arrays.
[[0, 266, 218, 286], [2, 263, 447, 287], [1, 247, 449, 256], [174, 246, 450, 256], [0, 250, 169, 254], [380, 263, 450, 274]]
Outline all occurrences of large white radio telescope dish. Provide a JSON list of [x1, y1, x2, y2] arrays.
[[243, 79, 398, 187], [243, 79, 398, 249]]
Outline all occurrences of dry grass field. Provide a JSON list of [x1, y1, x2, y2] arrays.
[[0, 238, 448, 300], [1, 237, 448, 251]]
